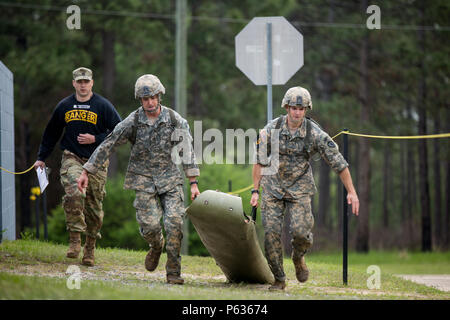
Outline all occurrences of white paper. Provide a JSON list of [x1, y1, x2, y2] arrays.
[[36, 167, 49, 193]]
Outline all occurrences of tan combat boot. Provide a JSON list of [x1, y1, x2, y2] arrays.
[[145, 239, 165, 272], [167, 274, 184, 285], [269, 280, 286, 291], [293, 255, 309, 283], [66, 232, 81, 258], [81, 236, 96, 267]]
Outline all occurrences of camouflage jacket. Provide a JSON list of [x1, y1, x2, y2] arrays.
[[83, 105, 200, 194], [256, 115, 348, 199]]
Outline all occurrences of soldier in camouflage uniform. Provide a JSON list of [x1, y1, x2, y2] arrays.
[[34, 67, 122, 266], [250, 86, 359, 290], [77, 74, 200, 285]]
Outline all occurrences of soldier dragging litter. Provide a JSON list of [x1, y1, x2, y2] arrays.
[[77, 74, 200, 285], [34, 67, 122, 266], [250, 86, 360, 290]]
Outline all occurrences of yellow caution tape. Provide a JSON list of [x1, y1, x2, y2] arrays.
[[227, 184, 254, 195], [2, 129, 448, 186], [0, 164, 35, 175], [230, 129, 450, 195], [332, 131, 347, 140], [332, 130, 450, 140]]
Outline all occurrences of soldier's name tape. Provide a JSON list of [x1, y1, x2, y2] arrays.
[[2, 130, 449, 177]]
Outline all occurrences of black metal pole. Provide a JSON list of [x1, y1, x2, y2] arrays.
[[228, 180, 232, 193], [343, 129, 349, 285], [252, 206, 257, 222], [35, 195, 40, 240], [43, 190, 48, 240]]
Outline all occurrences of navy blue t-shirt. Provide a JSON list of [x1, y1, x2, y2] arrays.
[[37, 93, 122, 161]]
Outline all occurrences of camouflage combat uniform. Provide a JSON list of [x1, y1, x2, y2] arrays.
[[257, 115, 348, 282], [60, 150, 109, 238], [83, 105, 199, 277]]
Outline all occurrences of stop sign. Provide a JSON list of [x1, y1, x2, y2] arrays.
[[235, 16, 303, 85]]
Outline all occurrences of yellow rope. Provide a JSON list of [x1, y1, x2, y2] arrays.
[[2, 129, 448, 185], [229, 129, 450, 195], [227, 184, 253, 195], [0, 164, 35, 175], [332, 131, 347, 140], [334, 131, 450, 140]]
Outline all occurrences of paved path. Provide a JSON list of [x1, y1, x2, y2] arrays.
[[396, 275, 450, 292]]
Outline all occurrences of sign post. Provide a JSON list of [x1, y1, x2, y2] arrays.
[[266, 22, 272, 121], [235, 16, 304, 123], [343, 130, 349, 285]]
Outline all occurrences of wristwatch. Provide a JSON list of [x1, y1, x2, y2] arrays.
[[190, 180, 199, 185], [251, 189, 259, 194]]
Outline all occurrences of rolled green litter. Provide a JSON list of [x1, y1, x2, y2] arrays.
[[186, 190, 274, 284]]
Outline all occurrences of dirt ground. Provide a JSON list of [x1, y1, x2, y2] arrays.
[[1, 260, 448, 299]]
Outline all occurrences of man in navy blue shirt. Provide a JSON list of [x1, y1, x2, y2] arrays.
[[34, 67, 122, 266]]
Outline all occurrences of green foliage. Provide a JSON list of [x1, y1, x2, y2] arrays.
[[47, 205, 67, 244], [19, 231, 36, 241], [197, 164, 252, 207]]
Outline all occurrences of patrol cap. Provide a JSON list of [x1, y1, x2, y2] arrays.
[[73, 67, 93, 81], [281, 86, 313, 110]]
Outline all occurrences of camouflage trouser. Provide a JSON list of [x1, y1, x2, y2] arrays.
[[133, 185, 185, 276], [60, 150, 108, 239], [261, 191, 314, 282]]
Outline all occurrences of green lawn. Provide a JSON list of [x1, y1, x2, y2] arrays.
[[0, 240, 449, 300]]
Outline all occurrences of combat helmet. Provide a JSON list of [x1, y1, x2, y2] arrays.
[[281, 86, 312, 110], [134, 74, 166, 99]]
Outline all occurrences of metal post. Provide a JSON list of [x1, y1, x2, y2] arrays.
[[176, 0, 189, 255], [35, 195, 40, 239], [342, 129, 349, 285], [175, 0, 187, 117], [0, 104, 2, 243], [43, 190, 48, 240], [228, 180, 232, 193], [266, 22, 272, 123]]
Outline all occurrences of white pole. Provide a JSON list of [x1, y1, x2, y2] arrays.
[[266, 22, 273, 123]]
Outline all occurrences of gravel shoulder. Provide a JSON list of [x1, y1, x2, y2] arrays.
[[395, 275, 450, 293]]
